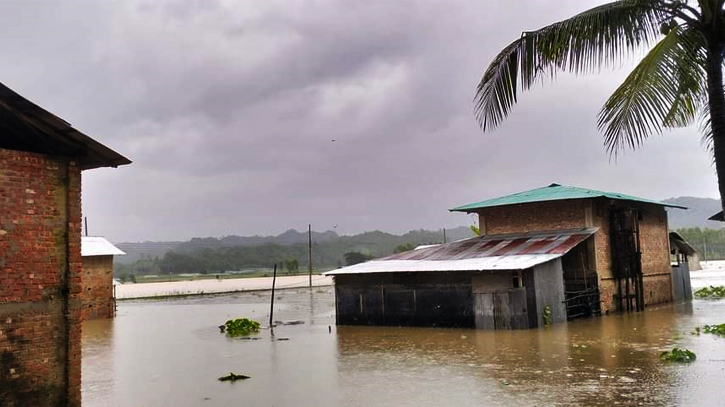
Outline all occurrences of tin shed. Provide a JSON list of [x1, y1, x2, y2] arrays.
[[325, 228, 597, 330]]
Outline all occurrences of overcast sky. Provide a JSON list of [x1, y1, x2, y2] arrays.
[[0, 1, 717, 242]]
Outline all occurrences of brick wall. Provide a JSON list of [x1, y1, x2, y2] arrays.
[[476, 198, 673, 313], [479, 200, 588, 235], [81, 255, 115, 320], [0, 148, 82, 407], [595, 203, 672, 312]]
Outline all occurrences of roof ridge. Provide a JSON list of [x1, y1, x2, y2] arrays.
[[450, 183, 687, 212]]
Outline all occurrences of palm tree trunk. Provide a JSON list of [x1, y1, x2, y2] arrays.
[[705, 41, 725, 215]]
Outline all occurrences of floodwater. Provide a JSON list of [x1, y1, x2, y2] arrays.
[[83, 275, 725, 407]]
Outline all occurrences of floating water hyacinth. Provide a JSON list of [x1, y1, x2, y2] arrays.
[[694, 286, 725, 298], [219, 318, 261, 337], [702, 323, 725, 337], [659, 348, 696, 363]]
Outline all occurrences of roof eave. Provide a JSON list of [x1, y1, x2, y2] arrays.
[[451, 196, 687, 212]]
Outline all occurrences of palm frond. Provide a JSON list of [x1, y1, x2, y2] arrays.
[[698, 108, 715, 162], [597, 26, 706, 155], [475, 0, 669, 131]]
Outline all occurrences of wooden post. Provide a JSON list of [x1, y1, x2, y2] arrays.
[[308, 224, 312, 287], [84, 217, 88, 236], [443, 228, 446, 243], [269, 264, 277, 327]]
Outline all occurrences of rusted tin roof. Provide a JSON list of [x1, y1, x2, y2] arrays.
[[324, 228, 597, 275]]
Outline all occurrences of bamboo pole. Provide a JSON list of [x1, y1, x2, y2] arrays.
[[269, 264, 277, 327]]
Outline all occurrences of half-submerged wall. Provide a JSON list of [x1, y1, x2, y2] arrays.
[[334, 272, 474, 328], [81, 255, 115, 320], [477, 199, 673, 314], [0, 149, 83, 407]]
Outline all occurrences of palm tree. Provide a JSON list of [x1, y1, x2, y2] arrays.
[[476, 0, 725, 213]]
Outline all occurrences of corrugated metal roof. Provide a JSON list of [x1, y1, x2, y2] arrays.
[[669, 232, 698, 256], [449, 183, 686, 213], [81, 236, 126, 257], [324, 228, 597, 276], [0, 82, 131, 170]]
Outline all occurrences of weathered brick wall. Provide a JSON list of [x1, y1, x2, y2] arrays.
[[476, 198, 673, 313], [595, 203, 672, 312], [478, 200, 587, 235], [81, 255, 115, 320], [638, 206, 673, 306], [0, 148, 82, 407]]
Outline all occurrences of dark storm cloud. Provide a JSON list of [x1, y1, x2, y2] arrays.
[[0, 1, 716, 241]]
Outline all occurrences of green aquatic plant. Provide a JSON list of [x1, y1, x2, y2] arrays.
[[219, 318, 261, 337], [542, 305, 552, 327], [218, 372, 251, 382], [702, 323, 725, 337], [694, 286, 725, 299], [659, 348, 696, 363], [691, 326, 701, 336]]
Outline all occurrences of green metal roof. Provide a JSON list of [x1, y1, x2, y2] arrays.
[[450, 183, 687, 212]]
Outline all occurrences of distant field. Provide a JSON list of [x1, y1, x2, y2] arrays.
[[134, 269, 330, 284]]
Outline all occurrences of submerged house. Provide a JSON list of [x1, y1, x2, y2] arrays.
[[325, 184, 684, 330], [0, 82, 130, 406], [81, 236, 126, 320]]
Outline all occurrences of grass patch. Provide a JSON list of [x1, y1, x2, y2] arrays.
[[219, 318, 261, 337], [660, 348, 696, 363], [694, 286, 725, 298]]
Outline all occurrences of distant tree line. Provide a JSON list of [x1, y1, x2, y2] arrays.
[[114, 230, 457, 276], [676, 227, 725, 261]]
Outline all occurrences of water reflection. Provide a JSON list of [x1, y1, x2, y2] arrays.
[[81, 318, 115, 406], [83, 288, 725, 407]]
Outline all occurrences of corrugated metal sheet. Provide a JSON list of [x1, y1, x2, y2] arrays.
[[669, 232, 698, 256], [324, 228, 597, 275], [81, 236, 126, 257], [450, 183, 686, 212], [0, 82, 131, 170]]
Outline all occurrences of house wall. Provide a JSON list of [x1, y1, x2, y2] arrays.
[[334, 272, 474, 328], [476, 198, 673, 314], [471, 272, 512, 293], [532, 259, 567, 326], [0, 148, 83, 407], [81, 255, 115, 320], [594, 203, 672, 312], [479, 200, 588, 235]]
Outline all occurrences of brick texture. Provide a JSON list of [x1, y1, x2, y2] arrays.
[[0, 148, 82, 407], [81, 255, 115, 320], [476, 198, 673, 314]]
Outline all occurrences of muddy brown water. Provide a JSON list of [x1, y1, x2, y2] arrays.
[[83, 284, 725, 406]]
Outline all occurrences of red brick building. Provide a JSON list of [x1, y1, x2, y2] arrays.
[[81, 237, 125, 320], [0, 83, 130, 406], [452, 183, 683, 314], [327, 184, 684, 330]]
